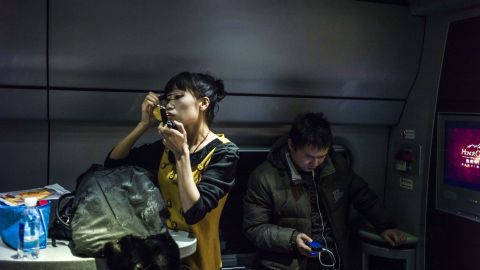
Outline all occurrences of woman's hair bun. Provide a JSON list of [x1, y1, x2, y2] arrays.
[[209, 75, 226, 102]]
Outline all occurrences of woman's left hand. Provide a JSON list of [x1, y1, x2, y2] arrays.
[[158, 121, 189, 157]]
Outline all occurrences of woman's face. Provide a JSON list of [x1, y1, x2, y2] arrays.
[[164, 89, 203, 126]]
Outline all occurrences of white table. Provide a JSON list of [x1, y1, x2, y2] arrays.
[[0, 230, 196, 270], [170, 230, 197, 259]]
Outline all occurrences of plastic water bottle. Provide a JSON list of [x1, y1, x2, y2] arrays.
[[17, 197, 40, 259]]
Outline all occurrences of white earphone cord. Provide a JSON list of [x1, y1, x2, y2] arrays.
[[312, 170, 340, 269]]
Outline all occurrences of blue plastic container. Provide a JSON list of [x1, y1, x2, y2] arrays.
[[0, 200, 51, 250]]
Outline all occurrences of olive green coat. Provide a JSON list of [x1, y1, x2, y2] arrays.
[[243, 139, 396, 270]]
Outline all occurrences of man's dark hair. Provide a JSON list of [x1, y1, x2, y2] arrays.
[[289, 113, 333, 150]]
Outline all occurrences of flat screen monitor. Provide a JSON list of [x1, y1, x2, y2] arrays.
[[436, 113, 480, 222]]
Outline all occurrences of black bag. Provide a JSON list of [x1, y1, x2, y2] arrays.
[[50, 164, 179, 269], [48, 192, 75, 242], [49, 165, 94, 243]]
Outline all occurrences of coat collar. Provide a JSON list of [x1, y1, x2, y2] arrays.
[[284, 151, 336, 185]]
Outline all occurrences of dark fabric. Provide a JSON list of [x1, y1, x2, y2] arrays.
[[104, 138, 239, 225], [243, 136, 397, 270], [69, 165, 176, 262], [104, 234, 180, 270], [299, 170, 334, 246], [306, 256, 337, 270]]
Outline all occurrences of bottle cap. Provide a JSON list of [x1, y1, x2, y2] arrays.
[[24, 197, 38, 207], [38, 200, 48, 206]]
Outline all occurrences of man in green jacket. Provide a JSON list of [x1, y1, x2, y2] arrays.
[[243, 113, 405, 270]]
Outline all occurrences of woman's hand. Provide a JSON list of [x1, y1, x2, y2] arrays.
[[141, 91, 160, 126], [158, 121, 189, 158]]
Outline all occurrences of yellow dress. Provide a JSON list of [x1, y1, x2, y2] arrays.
[[157, 135, 231, 270]]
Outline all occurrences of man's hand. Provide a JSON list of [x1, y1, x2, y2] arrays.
[[294, 233, 317, 258], [380, 228, 406, 247]]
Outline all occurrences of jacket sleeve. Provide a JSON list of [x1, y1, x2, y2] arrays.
[[349, 171, 397, 232], [242, 165, 297, 254], [183, 142, 239, 224]]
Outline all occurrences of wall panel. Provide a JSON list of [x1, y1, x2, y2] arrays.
[[49, 0, 423, 101], [0, 0, 46, 86], [0, 120, 48, 192]]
